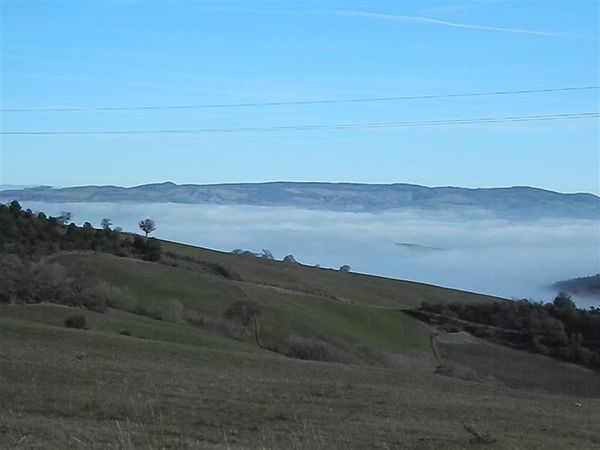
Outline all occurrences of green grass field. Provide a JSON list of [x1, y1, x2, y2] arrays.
[[1, 242, 599, 449]]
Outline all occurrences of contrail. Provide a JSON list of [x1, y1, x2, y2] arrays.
[[323, 10, 572, 37], [196, 6, 578, 38]]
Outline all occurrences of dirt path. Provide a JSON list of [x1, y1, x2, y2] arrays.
[[430, 333, 442, 362]]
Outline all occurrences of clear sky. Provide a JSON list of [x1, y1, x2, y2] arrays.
[[1, 0, 598, 193]]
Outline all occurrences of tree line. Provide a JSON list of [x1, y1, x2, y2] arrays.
[[419, 294, 600, 368], [0, 201, 164, 312]]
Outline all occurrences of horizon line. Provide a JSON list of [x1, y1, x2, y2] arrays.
[[2, 180, 599, 197]]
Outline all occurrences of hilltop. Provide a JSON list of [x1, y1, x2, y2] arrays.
[[2, 181, 599, 219]]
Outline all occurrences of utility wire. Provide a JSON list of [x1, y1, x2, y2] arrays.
[[1, 112, 597, 135], [1, 86, 598, 113]]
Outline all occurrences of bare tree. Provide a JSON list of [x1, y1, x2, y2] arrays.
[[224, 300, 262, 334], [138, 218, 156, 237], [100, 218, 112, 230], [58, 211, 72, 224], [259, 249, 274, 260]]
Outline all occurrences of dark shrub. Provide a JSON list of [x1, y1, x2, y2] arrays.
[[283, 254, 297, 264], [287, 340, 332, 361], [134, 305, 162, 320], [133, 236, 162, 261], [145, 238, 162, 261], [81, 294, 108, 313], [64, 315, 87, 329], [87, 282, 138, 313], [204, 262, 241, 280], [160, 299, 184, 323]]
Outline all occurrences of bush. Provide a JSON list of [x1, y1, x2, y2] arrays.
[[64, 315, 87, 329], [133, 236, 161, 261], [90, 282, 138, 312], [160, 299, 185, 323], [283, 254, 297, 264], [286, 339, 332, 361], [204, 262, 241, 280], [68, 284, 107, 313], [81, 294, 107, 313], [67, 281, 138, 314], [28, 262, 70, 305], [185, 310, 244, 340], [134, 305, 162, 320]]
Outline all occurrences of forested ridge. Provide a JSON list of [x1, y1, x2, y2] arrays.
[[0, 200, 160, 260], [0, 200, 161, 312]]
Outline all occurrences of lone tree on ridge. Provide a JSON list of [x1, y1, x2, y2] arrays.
[[138, 218, 156, 237]]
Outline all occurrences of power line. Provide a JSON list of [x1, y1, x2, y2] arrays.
[[1, 112, 597, 135], [1, 86, 598, 113]]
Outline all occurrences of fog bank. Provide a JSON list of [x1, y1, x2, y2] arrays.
[[21, 202, 600, 307]]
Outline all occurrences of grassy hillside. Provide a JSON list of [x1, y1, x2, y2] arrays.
[[48, 240, 505, 364], [2, 311, 599, 450], [0, 304, 257, 354], [2, 239, 600, 449], [49, 250, 435, 364], [161, 240, 504, 308]]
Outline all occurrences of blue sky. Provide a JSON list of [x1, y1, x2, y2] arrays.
[[1, 0, 598, 193]]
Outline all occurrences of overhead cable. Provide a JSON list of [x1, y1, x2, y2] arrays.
[[1, 112, 597, 135], [1, 86, 598, 113]]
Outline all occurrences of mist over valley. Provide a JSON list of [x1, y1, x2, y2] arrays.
[[18, 198, 600, 307]]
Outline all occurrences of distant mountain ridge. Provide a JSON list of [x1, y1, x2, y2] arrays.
[[552, 274, 600, 299], [1, 181, 598, 220]]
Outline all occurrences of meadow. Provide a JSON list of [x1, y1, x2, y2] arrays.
[[2, 240, 599, 449]]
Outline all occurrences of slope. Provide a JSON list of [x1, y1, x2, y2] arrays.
[[2, 240, 600, 449]]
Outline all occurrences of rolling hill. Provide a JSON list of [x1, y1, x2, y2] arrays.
[[2, 237, 599, 449]]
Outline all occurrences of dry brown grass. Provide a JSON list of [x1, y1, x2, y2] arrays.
[[2, 244, 599, 449], [2, 317, 599, 450]]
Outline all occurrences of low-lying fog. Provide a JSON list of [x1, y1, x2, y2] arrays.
[[22, 202, 600, 308]]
